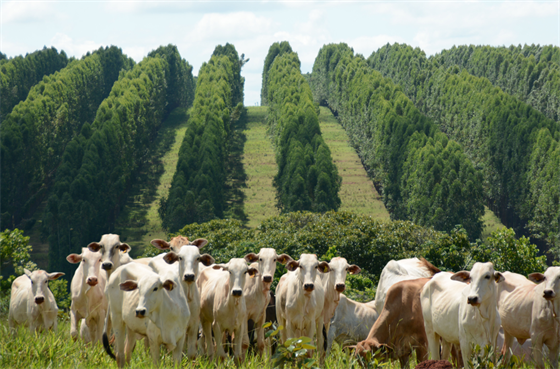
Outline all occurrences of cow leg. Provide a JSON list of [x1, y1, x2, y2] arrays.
[[425, 328, 440, 360], [173, 334, 186, 368], [8, 311, 16, 336], [148, 338, 161, 368], [460, 338, 472, 368], [113, 318, 127, 368], [255, 313, 266, 354], [70, 308, 80, 341], [213, 323, 226, 359], [441, 340, 452, 361], [316, 317, 325, 363], [234, 324, 244, 364], [186, 323, 198, 360], [501, 330, 515, 364], [547, 343, 559, 369], [80, 319, 92, 344], [124, 327, 137, 366], [202, 319, 214, 358], [532, 336, 545, 369]]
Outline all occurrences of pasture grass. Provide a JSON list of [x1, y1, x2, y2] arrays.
[[241, 106, 280, 228], [481, 206, 505, 240], [318, 107, 390, 221]]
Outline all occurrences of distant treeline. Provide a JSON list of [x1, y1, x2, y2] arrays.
[[1, 46, 134, 230], [161, 44, 244, 232], [264, 43, 341, 213], [43, 45, 194, 274], [0, 47, 69, 119], [311, 43, 485, 240], [433, 44, 560, 122], [368, 43, 559, 249]]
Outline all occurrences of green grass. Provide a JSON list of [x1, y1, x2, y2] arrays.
[[241, 107, 280, 228], [318, 107, 390, 221], [113, 108, 190, 257], [481, 206, 506, 240]]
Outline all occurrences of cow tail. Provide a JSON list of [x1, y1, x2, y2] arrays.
[[323, 326, 327, 351], [103, 332, 116, 359]]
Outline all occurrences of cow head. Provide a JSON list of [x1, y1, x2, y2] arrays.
[[163, 245, 215, 283], [119, 272, 175, 319], [451, 262, 504, 306], [325, 257, 361, 293], [66, 247, 103, 287], [244, 248, 292, 286], [213, 258, 258, 298], [286, 254, 330, 293], [529, 266, 560, 301], [87, 234, 130, 274], [150, 236, 208, 253], [24, 269, 64, 305]]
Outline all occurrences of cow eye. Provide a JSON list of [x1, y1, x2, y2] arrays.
[[485, 275, 490, 279], [179, 257, 183, 261], [196, 257, 200, 261], [153, 287, 158, 291], [259, 258, 262, 262], [274, 259, 277, 262]]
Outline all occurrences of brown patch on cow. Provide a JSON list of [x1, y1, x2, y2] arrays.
[[419, 257, 441, 276], [414, 360, 453, 369]]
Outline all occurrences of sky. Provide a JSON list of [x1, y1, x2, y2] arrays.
[[1, 0, 559, 106]]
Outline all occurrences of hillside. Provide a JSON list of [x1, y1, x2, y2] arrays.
[[318, 107, 390, 220]]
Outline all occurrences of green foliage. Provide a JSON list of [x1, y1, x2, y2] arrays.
[[48, 278, 70, 311], [468, 344, 521, 369], [272, 336, 319, 369], [0, 229, 36, 291], [367, 43, 560, 250], [1, 46, 134, 230], [261, 41, 293, 106], [311, 43, 484, 240], [162, 44, 245, 232], [43, 45, 195, 275], [265, 47, 341, 214]]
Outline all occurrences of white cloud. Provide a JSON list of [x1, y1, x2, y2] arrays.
[[187, 12, 274, 43], [50, 33, 103, 59], [349, 35, 406, 57], [1, 1, 55, 24]]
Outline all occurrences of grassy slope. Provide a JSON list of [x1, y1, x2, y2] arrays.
[[241, 106, 279, 228], [318, 107, 390, 220], [113, 108, 189, 257]]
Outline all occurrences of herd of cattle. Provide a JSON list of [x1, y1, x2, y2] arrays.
[[6, 233, 560, 368]]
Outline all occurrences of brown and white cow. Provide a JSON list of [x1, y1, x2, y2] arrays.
[[8, 269, 65, 334], [498, 268, 560, 368], [355, 278, 431, 367], [156, 244, 214, 359], [242, 249, 292, 353], [198, 258, 258, 362], [421, 262, 504, 367], [150, 236, 208, 254], [276, 254, 330, 360], [66, 248, 107, 344]]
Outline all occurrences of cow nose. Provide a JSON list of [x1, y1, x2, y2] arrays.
[[102, 262, 113, 270], [232, 289, 242, 297], [467, 296, 479, 305], [136, 308, 146, 318], [263, 275, 272, 283], [304, 283, 314, 292], [35, 296, 45, 304], [336, 283, 346, 292], [183, 274, 195, 282], [86, 277, 98, 286], [544, 289, 555, 299]]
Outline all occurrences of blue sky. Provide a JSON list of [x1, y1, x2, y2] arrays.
[[1, 0, 558, 105]]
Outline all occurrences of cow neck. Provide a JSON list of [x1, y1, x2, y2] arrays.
[[182, 281, 198, 304]]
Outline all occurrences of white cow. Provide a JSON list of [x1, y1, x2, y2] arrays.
[[498, 268, 560, 368], [198, 258, 258, 362], [8, 268, 65, 334], [276, 254, 330, 360], [150, 236, 208, 253], [242, 249, 292, 353], [66, 248, 107, 344], [87, 234, 132, 276], [155, 244, 214, 359], [326, 295, 378, 353], [421, 262, 504, 367], [104, 262, 188, 368]]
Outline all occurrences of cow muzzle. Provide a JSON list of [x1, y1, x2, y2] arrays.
[[232, 289, 242, 297], [544, 289, 555, 300], [335, 283, 346, 293], [263, 275, 272, 283], [183, 274, 195, 282], [102, 262, 113, 271], [35, 296, 45, 304], [136, 308, 147, 318], [86, 277, 98, 286], [304, 283, 314, 292], [467, 296, 480, 306]]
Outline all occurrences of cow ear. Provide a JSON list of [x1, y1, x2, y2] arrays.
[[190, 238, 208, 249], [286, 260, 300, 272], [494, 272, 505, 283], [66, 254, 83, 264], [528, 273, 546, 284], [120, 280, 138, 291], [87, 242, 102, 252], [47, 272, 65, 280], [213, 264, 228, 271], [163, 252, 179, 265], [117, 243, 131, 253], [244, 253, 259, 263], [277, 254, 293, 265], [24, 269, 33, 278], [318, 261, 330, 273], [200, 254, 215, 266], [347, 264, 361, 275], [247, 268, 258, 278], [451, 271, 471, 283], [151, 239, 170, 250], [162, 280, 175, 291]]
